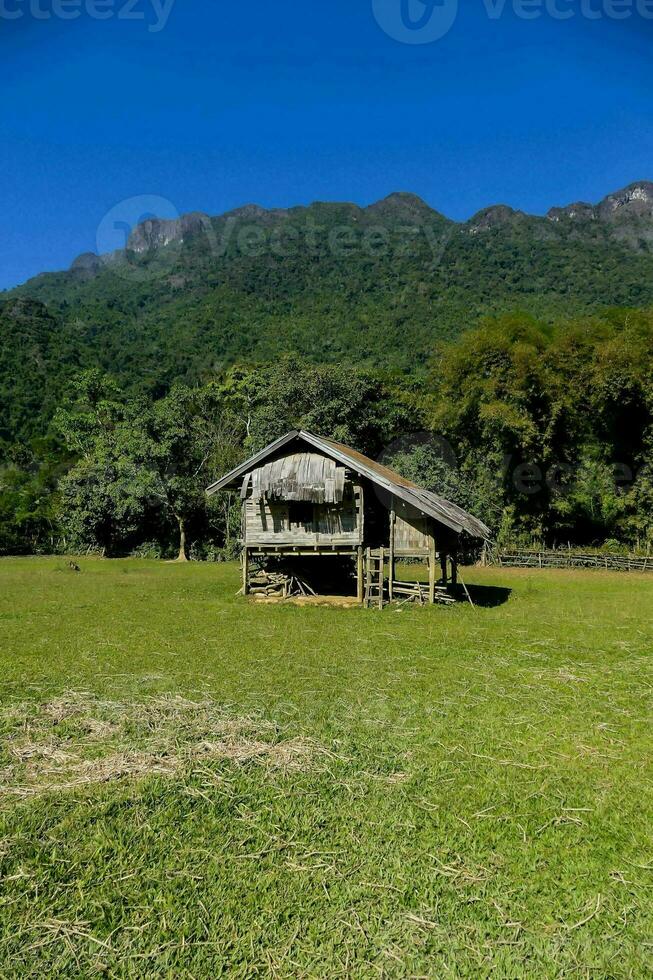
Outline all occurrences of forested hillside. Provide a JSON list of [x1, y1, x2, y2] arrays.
[[11, 182, 653, 388], [1, 183, 653, 556]]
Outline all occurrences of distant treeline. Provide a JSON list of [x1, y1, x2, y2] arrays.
[[1, 309, 652, 558]]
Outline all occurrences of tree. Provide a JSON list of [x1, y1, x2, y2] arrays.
[[54, 375, 246, 559], [220, 356, 415, 457], [0, 448, 59, 555], [425, 311, 653, 546], [54, 378, 162, 555], [148, 386, 244, 561], [53, 371, 127, 459]]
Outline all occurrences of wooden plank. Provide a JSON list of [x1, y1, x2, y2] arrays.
[[389, 497, 396, 602], [378, 546, 385, 610], [242, 547, 249, 596], [429, 536, 437, 605], [394, 548, 431, 557], [365, 547, 372, 608], [392, 582, 455, 604], [244, 480, 359, 547]]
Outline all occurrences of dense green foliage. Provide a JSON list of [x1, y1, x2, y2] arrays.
[[2, 194, 653, 554], [1, 558, 652, 975], [15, 359, 411, 558], [1, 307, 653, 555], [9, 196, 653, 388], [427, 310, 653, 547]]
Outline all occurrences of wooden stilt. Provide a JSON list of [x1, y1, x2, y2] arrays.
[[429, 537, 437, 605], [365, 547, 372, 609], [357, 546, 364, 605], [451, 554, 458, 588], [389, 498, 396, 602], [378, 547, 385, 610], [440, 552, 448, 587], [242, 547, 250, 596]]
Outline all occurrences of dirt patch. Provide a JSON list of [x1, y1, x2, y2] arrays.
[[0, 694, 320, 800], [252, 595, 361, 608]]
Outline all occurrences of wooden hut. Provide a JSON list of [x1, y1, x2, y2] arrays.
[[206, 430, 490, 605]]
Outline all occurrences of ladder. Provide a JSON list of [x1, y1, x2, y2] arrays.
[[364, 548, 387, 609]]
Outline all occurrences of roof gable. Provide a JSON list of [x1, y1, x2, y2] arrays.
[[244, 452, 347, 504], [206, 430, 490, 539]]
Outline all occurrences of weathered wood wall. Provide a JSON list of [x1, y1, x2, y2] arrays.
[[244, 481, 362, 546], [394, 501, 435, 555]]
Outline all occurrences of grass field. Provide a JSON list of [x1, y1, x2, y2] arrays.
[[1, 558, 652, 977]]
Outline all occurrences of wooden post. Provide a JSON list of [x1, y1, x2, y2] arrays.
[[365, 547, 372, 609], [389, 497, 396, 602], [357, 482, 365, 544], [242, 546, 250, 596], [440, 551, 448, 587], [357, 546, 364, 605], [378, 547, 385, 610], [451, 553, 458, 589], [429, 536, 437, 605]]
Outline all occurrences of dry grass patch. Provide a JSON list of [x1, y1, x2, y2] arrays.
[[0, 693, 320, 799]]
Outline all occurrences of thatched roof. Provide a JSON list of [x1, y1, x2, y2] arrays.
[[206, 430, 490, 539]]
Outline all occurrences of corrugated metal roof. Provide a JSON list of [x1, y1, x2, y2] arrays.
[[206, 430, 490, 539], [319, 436, 420, 490]]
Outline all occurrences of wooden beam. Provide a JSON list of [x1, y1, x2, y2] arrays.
[[429, 535, 437, 605], [389, 497, 396, 602], [451, 553, 458, 588], [365, 547, 372, 609], [250, 549, 357, 557], [242, 547, 250, 597], [357, 546, 364, 605], [378, 546, 385, 610]]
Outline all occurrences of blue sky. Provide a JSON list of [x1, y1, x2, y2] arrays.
[[2, 0, 653, 289]]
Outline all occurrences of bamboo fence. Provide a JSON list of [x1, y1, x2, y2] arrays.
[[486, 547, 653, 573]]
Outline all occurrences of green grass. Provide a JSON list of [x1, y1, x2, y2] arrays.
[[1, 558, 652, 977]]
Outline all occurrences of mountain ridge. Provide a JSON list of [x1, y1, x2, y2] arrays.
[[4, 176, 653, 449], [10, 180, 652, 285]]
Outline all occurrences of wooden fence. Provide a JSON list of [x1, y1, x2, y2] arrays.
[[486, 548, 653, 573]]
